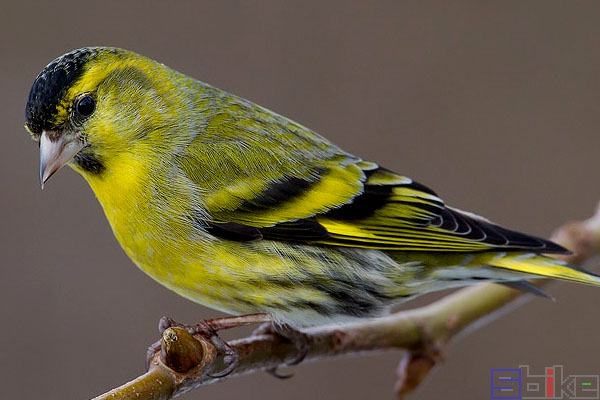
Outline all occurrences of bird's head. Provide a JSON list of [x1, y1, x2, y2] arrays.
[[25, 47, 185, 187]]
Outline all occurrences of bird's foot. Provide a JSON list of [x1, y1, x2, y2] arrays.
[[159, 316, 239, 378], [251, 322, 311, 379], [147, 313, 270, 377]]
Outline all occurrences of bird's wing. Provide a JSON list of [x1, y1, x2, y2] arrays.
[[181, 153, 566, 253], [178, 100, 566, 253], [312, 163, 567, 252]]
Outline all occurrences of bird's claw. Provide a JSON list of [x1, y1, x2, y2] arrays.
[[279, 326, 310, 366], [191, 321, 239, 378], [150, 314, 269, 376], [252, 322, 311, 378], [266, 366, 294, 379], [150, 316, 239, 377], [146, 339, 162, 370]]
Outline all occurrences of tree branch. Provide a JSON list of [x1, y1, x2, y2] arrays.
[[92, 203, 600, 400]]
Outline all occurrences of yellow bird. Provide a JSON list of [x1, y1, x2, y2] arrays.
[[25, 47, 599, 334]]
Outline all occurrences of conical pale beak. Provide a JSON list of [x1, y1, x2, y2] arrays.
[[39, 131, 84, 188]]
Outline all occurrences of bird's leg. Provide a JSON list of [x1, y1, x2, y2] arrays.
[[183, 314, 271, 378], [146, 313, 270, 376], [192, 313, 272, 331], [251, 322, 311, 379]]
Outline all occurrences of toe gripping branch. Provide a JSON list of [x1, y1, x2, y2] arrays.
[[251, 322, 311, 379], [145, 314, 312, 379]]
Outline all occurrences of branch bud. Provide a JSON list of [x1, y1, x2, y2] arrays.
[[160, 327, 205, 373]]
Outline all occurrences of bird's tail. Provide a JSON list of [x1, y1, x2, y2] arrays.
[[490, 253, 600, 286]]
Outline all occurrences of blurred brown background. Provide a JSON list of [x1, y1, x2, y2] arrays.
[[2, 1, 600, 399]]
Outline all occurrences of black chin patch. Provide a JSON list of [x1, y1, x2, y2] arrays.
[[73, 151, 105, 174]]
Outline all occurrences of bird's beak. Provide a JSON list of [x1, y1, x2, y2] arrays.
[[39, 130, 84, 188]]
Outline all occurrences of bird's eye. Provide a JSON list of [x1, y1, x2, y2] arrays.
[[75, 94, 95, 118]]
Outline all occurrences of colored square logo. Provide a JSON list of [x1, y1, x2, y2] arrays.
[[492, 369, 521, 399]]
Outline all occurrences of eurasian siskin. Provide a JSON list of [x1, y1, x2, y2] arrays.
[[25, 47, 600, 330]]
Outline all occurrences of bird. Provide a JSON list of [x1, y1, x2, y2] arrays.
[[25, 47, 600, 338]]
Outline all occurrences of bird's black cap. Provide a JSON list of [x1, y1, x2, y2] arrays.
[[25, 48, 99, 134]]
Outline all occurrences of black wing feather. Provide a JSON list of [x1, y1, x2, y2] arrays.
[[201, 164, 570, 255]]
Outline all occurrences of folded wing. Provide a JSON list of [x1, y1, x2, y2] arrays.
[[195, 156, 568, 254]]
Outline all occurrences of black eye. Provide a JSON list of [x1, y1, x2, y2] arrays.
[[75, 95, 95, 118]]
